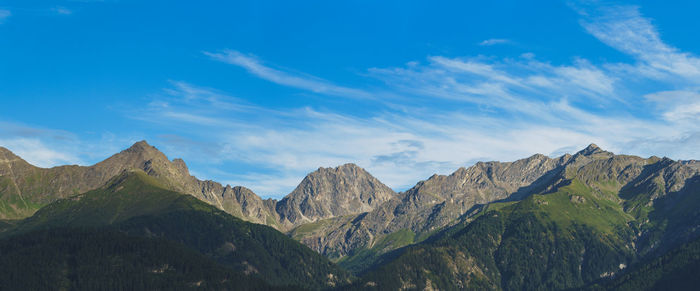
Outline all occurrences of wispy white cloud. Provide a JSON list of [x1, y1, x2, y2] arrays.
[[0, 121, 148, 169], [131, 80, 677, 197], [367, 54, 618, 116], [204, 50, 373, 99], [645, 90, 700, 123], [0, 138, 81, 168], [135, 2, 700, 198], [479, 38, 510, 46], [52, 6, 72, 15], [0, 9, 11, 23], [6, 2, 695, 199], [580, 5, 700, 81], [0, 122, 84, 167]]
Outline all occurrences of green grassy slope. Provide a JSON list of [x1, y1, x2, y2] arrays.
[[4, 170, 206, 232], [1, 170, 352, 289], [337, 228, 417, 274], [346, 179, 638, 290], [343, 153, 700, 290], [0, 175, 44, 219]]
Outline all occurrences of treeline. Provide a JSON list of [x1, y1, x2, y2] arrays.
[[0, 228, 284, 291], [117, 209, 352, 289], [0, 172, 350, 290], [587, 235, 700, 291], [345, 210, 634, 290]]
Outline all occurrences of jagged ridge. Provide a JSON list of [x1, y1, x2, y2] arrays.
[[0, 141, 395, 231]]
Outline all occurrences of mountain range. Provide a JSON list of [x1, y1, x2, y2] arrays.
[[1, 141, 699, 290], [0, 141, 392, 229]]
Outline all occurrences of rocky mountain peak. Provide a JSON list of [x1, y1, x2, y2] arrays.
[[119, 143, 279, 226], [130, 139, 151, 148], [276, 163, 396, 227], [0, 147, 20, 162], [337, 163, 362, 170], [526, 153, 549, 161], [0, 141, 282, 226], [92, 141, 176, 180], [312, 163, 363, 176], [121, 140, 165, 158], [296, 163, 389, 199], [0, 146, 13, 155], [577, 143, 606, 156], [171, 158, 190, 175]]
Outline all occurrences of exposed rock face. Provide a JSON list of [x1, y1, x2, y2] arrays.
[[3, 141, 698, 266], [681, 160, 700, 172], [293, 152, 572, 259], [219, 185, 279, 226], [276, 164, 396, 228], [293, 144, 700, 263]]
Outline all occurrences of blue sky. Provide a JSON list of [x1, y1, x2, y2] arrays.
[[1, 0, 699, 198]]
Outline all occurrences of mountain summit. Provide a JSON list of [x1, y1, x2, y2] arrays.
[[0, 142, 398, 229], [576, 143, 607, 156], [2, 141, 699, 290], [0, 141, 186, 219], [2, 168, 352, 289], [0, 141, 276, 223], [276, 163, 395, 227]]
